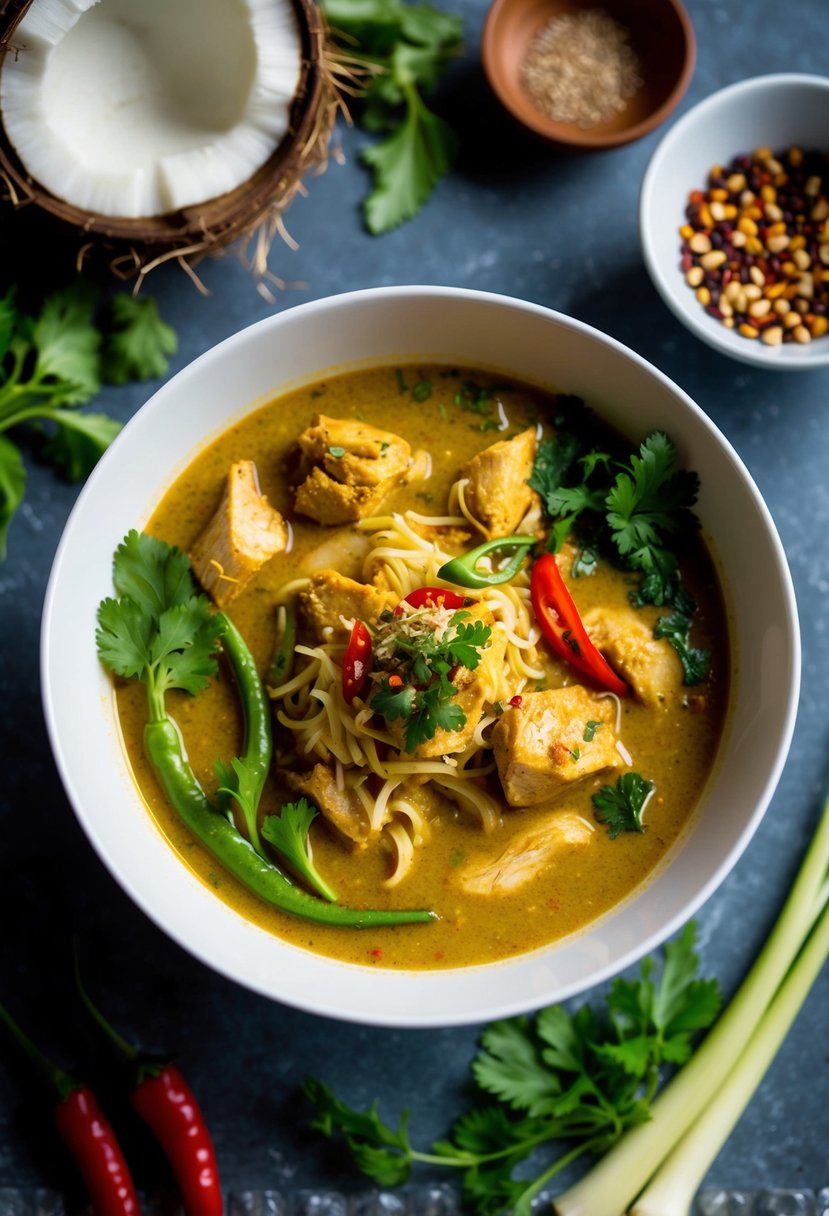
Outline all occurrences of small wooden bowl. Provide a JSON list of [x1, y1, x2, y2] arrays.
[[481, 0, 696, 150]]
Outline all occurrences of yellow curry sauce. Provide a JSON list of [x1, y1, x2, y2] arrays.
[[115, 365, 730, 969]]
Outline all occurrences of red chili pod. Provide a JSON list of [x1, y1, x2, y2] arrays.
[[395, 586, 468, 614], [130, 1065, 223, 1216], [53, 1087, 141, 1216]]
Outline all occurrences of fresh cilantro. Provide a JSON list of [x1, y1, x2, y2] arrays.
[[370, 609, 492, 751], [395, 368, 408, 393], [606, 433, 699, 569], [102, 294, 178, 384], [455, 380, 492, 416], [261, 798, 337, 902], [653, 610, 711, 685], [412, 378, 432, 401], [322, 0, 462, 233], [592, 772, 655, 839], [583, 720, 601, 742], [95, 530, 225, 722], [216, 755, 264, 856], [306, 923, 720, 1216], [0, 283, 176, 559]]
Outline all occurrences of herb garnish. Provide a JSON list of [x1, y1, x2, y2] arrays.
[[261, 798, 337, 902], [321, 0, 462, 234], [371, 608, 492, 751], [530, 413, 709, 684], [306, 922, 721, 1215], [0, 285, 176, 559], [583, 720, 601, 742], [592, 772, 655, 838]]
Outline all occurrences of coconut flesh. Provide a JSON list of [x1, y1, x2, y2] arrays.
[[0, 0, 303, 219]]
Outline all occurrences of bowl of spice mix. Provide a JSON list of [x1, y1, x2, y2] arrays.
[[639, 74, 829, 369], [481, 0, 695, 149]]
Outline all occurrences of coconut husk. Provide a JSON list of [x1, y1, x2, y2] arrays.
[[0, 0, 354, 297]]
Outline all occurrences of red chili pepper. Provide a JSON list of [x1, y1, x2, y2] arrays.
[[74, 958, 223, 1216], [53, 1088, 141, 1216], [0, 1001, 140, 1216], [343, 619, 372, 704], [130, 1065, 222, 1216], [395, 586, 469, 614], [529, 554, 628, 697]]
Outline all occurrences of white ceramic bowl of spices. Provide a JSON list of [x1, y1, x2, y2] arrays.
[[481, 0, 695, 149], [640, 74, 829, 369]]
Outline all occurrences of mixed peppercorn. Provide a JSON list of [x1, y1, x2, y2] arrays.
[[680, 146, 829, 345]]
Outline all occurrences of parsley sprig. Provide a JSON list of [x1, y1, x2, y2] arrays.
[[306, 923, 721, 1215], [592, 772, 655, 839], [322, 0, 462, 234], [529, 413, 711, 684], [0, 284, 177, 559], [371, 609, 491, 751]]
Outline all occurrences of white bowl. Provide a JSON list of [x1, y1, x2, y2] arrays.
[[640, 73, 829, 370], [41, 287, 800, 1027]]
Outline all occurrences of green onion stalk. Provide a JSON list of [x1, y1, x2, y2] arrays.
[[553, 795, 829, 1216]]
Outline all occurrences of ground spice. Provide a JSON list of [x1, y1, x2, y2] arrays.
[[519, 8, 642, 130], [680, 146, 829, 345]]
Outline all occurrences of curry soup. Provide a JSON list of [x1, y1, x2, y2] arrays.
[[114, 364, 730, 969]]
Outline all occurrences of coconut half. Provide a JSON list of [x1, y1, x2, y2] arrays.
[[0, 0, 332, 284]]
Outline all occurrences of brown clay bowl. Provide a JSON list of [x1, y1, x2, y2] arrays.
[[481, 0, 696, 150]]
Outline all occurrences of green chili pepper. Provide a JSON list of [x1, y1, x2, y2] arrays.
[[437, 535, 537, 588], [144, 719, 435, 928], [219, 611, 273, 801], [266, 603, 296, 686]]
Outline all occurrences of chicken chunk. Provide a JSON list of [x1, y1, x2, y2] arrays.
[[460, 427, 538, 539], [458, 810, 595, 895], [583, 606, 683, 708], [492, 685, 621, 807], [297, 569, 396, 644], [189, 460, 287, 608], [283, 764, 372, 848], [294, 414, 412, 524]]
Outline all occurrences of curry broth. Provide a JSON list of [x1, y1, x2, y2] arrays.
[[116, 365, 730, 969]]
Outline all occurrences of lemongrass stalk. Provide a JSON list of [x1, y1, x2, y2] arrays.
[[631, 896, 829, 1216], [553, 796, 829, 1216]]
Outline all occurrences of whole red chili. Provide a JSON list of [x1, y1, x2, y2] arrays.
[[130, 1064, 222, 1216], [75, 961, 222, 1216], [0, 1001, 140, 1216], [342, 619, 373, 704], [530, 554, 628, 697]]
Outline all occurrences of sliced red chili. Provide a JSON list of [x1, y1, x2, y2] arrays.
[[343, 620, 373, 704], [395, 586, 469, 615], [530, 554, 628, 697]]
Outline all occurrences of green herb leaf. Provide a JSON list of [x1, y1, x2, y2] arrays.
[[216, 756, 264, 856], [583, 720, 601, 742], [0, 288, 19, 368], [103, 294, 178, 383], [606, 433, 699, 561], [41, 410, 122, 481], [592, 772, 655, 838], [31, 284, 102, 405], [304, 1076, 414, 1187], [261, 798, 337, 901], [0, 434, 25, 560], [653, 610, 711, 685]]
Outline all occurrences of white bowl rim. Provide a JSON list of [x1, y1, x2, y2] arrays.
[[40, 285, 801, 1027], [639, 72, 829, 370]]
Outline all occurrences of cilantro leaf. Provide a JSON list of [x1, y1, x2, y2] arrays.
[[216, 755, 264, 856], [31, 284, 102, 405], [304, 1076, 414, 1187], [0, 433, 25, 559], [103, 294, 178, 383], [0, 288, 18, 368], [371, 679, 417, 723], [653, 610, 711, 685], [592, 772, 655, 838], [606, 433, 699, 560], [445, 616, 492, 669], [472, 1017, 562, 1117], [96, 532, 224, 721], [261, 798, 337, 901], [404, 681, 466, 751], [362, 82, 457, 234]]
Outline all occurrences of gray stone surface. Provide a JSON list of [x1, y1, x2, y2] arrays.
[[0, 0, 827, 1211]]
